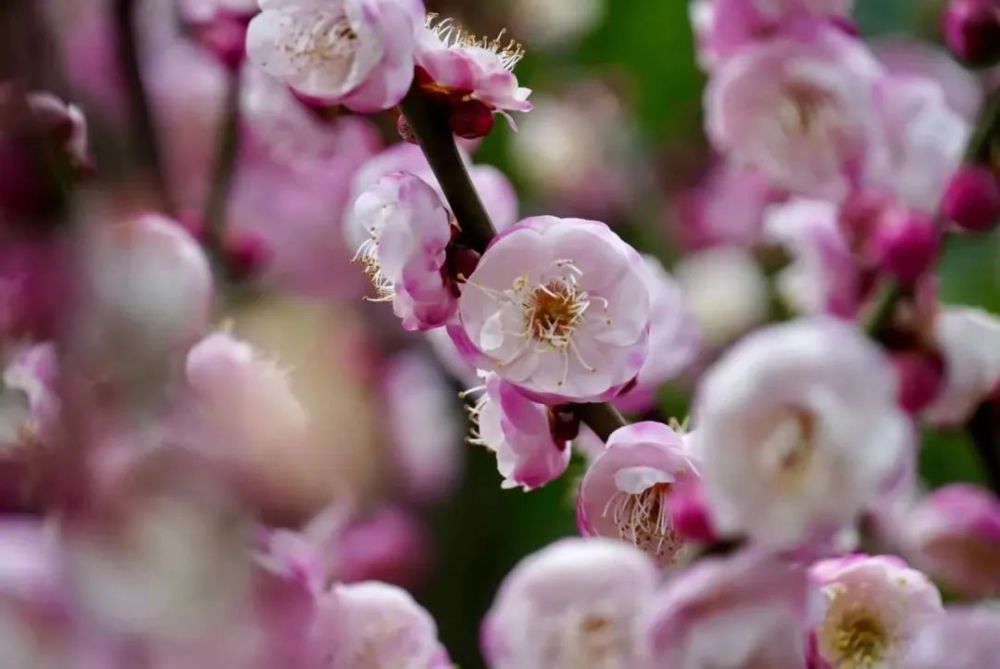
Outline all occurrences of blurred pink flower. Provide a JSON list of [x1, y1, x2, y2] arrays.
[[482, 537, 659, 669], [314, 581, 450, 668], [641, 551, 816, 668], [246, 0, 425, 112], [691, 0, 855, 69], [923, 307, 1000, 426], [577, 422, 699, 567], [705, 22, 882, 200], [451, 216, 651, 404], [905, 484, 1000, 597], [335, 506, 432, 590], [941, 165, 1000, 233], [351, 172, 457, 331], [178, 0, 259, 23], [467, 372, 572, 491], [0, 241, 68, 342], [810, 554, 942, 669], [693, 319, 911, 547], [904, 606, 1000, 669], [382, 350, 463, 502]]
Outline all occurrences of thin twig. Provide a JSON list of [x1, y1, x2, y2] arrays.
[[113, 0, 173, 214], [400, 85, 628, 442]]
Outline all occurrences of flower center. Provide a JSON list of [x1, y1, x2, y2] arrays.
[[523, 279, 589, 351], [285, 11, 359, 67], [426, 14, 525, 71], [778, 83, 834, 140], [759, 407, 816, 488], [554, 608, 631, 669], [829, 612, 889, 669], [352, 210, 394, 302], [604, 483, 684, 564]]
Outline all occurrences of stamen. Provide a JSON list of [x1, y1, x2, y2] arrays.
[[602, 484, 683, 562], [426, 14, 525, 71], [352, 236, 394, 301]]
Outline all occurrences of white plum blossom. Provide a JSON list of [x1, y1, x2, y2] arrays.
[[451, 216, 651, 404], [693, 318, 912, 547], [246, 0, 426, 112]]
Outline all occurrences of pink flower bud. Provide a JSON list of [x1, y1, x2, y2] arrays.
[[448, 98, 496, 140], [222, 230, 272, 281], [905, 484, 1000, 597], [892, 351, 945, 415], [943, 0, 1000, 66], [870, 208, 940, 284], [942, 165, 1000, 232], [667, 474, 718, 544], [193, 18, 250, 71], [336, 507, 432, 590]]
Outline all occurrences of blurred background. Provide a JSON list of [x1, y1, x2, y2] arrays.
[[1, 0, 997, 667]]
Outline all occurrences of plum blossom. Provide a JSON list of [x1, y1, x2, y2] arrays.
[[314, 581, 451, 669], [904, 484, 1000, 597], [641, 551, 817, 668], [693, 318, 911, 547], [246, 0, 426, 112], [466, 372, 572, 491], [691, 0, 855, 69], [351, 171, 457, 331], [810, 555, 942, 669], [382, 350, 463, 501], [923, 307, 1000, 426], [452, 216, 651, 404], [904, 607, 1000, 669], [179, 0, 259, 23], [416, 15, 532, 134], [577, 422, 700, 567], [482, 537, 659, 669], [705, 22, 883, 200]]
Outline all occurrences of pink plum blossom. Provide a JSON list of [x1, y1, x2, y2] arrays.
[[335, 506, 432, 590], [615, 256, 700, 413], [942, 165, 1000, 233], [382, 350, 463, 501], [482, 537, 659, 669], [246, 0, 426, 112], [705, 22, 883, 200], [810, 554, 943, 669], [452, 216, 651, 404], [690, 0, 855, 69], [641, 551, 817, 668], [904, 484, 1000, 597], [577, 422, 700, 567], [467, 372, 572, 491], [904, 607, 1000, 669], [417, 16, 532, 117], [923, 307, 1000, 426], [179, 0, 259, 23], [314, 581, 451, 668], [692, 318, 911, 547], [350, 171, 458, 331]]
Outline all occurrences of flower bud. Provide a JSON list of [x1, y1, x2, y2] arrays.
[[192, 18, 250, 72], [892, 351, 945, 415], [448, 98, 496, 140], [223, 230, 272, 281], [943, 0, 1000, 66], [871, 208, 940, 284], [667, 474, 718, 544], [942, 165, 1000, 233]]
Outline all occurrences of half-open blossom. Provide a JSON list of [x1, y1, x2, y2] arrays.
[[482, 537, 659, 669], [641, 551, 816, 668], [452, 216, 651, 404], [466, 372, 572, 491], [246, 0, 426, 112], [314, 581, 451, 668], [577, 422, 700, 567], [923, 307, 1000, 426], [351, 171, 457, 331], [904, 607, 1000, 669], [810, 555, 942, 669], [904, 484, 1000, 597], [705, 21, 882, 200], [417, 15, 532, 136], [693, 318, 911, 547], [691, 0, 856, 69]]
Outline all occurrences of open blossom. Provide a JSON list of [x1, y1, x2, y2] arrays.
[[923, 307, 1000, 426], [246, 0, 425, 112], [693, 319, 911, 547], [451, 216, 651, 404], [810, 555, 942, 669], [351, 171, 457, 331], [482, 537, 659, 669], [577, 422, 700, 567], [904, 607, 1000, 669], [466, 372, 572, 491], [314, 581, 450, 669], [904, 484, 1000, 597], [706, 22, 883, 200], [641, 551, 816, 668], [416, 15, 532, 136]]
